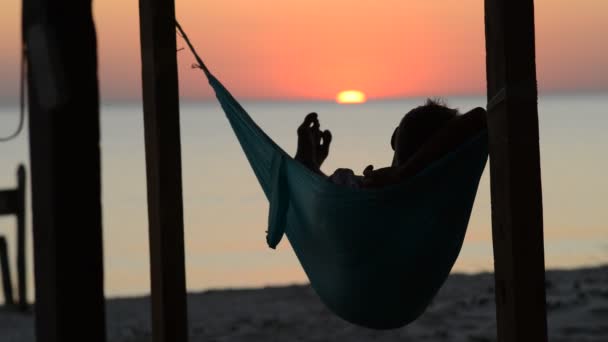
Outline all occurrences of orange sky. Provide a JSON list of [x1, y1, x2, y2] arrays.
[[0, 0, 607, 101]]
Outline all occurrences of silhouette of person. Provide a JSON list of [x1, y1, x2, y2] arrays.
[[295, 99, 487, 188]]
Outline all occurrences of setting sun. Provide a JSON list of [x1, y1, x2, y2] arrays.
[[336, 90, 367, 104]]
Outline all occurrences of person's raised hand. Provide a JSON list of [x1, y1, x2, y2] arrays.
[[296, 112, 332, 170], [318, 130, 332, 167]]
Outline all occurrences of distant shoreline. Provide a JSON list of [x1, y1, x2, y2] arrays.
[[1, 90, 607, 108]]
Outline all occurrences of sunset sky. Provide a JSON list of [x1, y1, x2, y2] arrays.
[[0, 0, 607, 101]]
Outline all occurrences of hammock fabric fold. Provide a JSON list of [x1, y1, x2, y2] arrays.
[[183, 27, 488, 328]]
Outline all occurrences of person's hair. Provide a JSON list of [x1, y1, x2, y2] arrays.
[[391, 98, 459, 165]]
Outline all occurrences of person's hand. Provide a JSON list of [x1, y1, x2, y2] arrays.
[[361, 165, 400, 188], [295, 113, 332, 170]]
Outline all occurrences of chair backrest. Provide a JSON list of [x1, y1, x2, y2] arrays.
[[0, 164, 27, 310]]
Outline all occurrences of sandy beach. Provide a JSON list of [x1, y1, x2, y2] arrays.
[[1, 265, 606, 341]]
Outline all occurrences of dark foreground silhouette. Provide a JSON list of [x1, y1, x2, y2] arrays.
[[2, 265, 605, 341], [295, 99, 487, 188]]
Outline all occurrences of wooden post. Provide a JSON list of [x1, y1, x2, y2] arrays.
[[138, 1, 189, 342], [24, 0, 106, 341], [484, 0, 548, 341], [0, 237, 14, 306], [0, 190, 17, 216], [16, 165, 27, 310]]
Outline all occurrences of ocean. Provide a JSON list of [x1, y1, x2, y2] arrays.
[[0, 93, 606, 300]]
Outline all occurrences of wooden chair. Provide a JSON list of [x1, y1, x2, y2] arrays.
[[0, 164, 27, 310]]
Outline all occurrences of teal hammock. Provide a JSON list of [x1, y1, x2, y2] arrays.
[[177, 23, 488, 329]]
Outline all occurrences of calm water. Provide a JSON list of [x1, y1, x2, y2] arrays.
[[0, 94, 607, 300]]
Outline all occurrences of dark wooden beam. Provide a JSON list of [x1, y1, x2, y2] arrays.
[[138, 1, 189, 342], [0, 190, 17, 215], [0, 237, 14, 306], [16, 165, 27, 310], [484, 0, 548, 341], [24, 1, 106, 341]]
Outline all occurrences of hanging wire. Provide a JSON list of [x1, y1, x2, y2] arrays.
[[0, 43, 26, 142]]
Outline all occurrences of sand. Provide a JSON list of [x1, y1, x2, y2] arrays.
[[1, 265, 606, 341]]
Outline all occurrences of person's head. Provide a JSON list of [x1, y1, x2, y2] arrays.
[[391, 99, 459, 166]]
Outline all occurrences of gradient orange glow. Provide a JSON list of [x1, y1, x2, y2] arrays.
[[0, 0, 607, 101], [336, 90, 367, 104]]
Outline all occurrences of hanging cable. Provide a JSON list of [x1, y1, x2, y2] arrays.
[[0, 44, 26, 142]]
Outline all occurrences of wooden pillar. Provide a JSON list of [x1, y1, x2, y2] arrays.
[[0, 237, 14, 306], [138, 1, 189, 342], [24, 1, 106, 341], [16, 165, 27, 310], [484, 0, 548, 341]]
